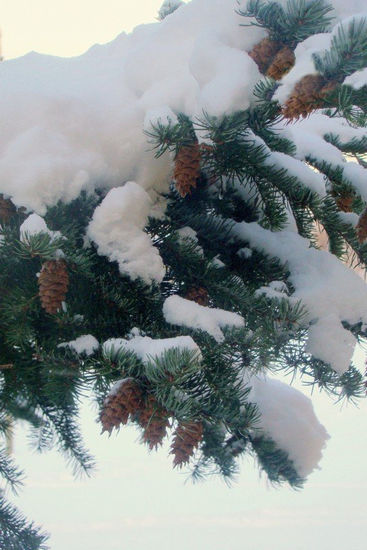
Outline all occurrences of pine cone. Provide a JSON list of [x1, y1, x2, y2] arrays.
[[249, 38, 282, 74], [356, 208, 367, 243], [336, 195, 354, 213], [185, 286, 209, 306], [170, 421, 203, 468], [266, 46, 295, 80], [0, 194, 16, 224], [174, 142, 201, 197], [100, 378, 143, 434], [38, 259, 69, 314], [283, 74, 336, 120], [138, 394, 170, 450]]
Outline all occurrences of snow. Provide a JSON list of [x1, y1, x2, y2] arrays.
[[20, 213, 61, 242], [177, 226, 198, 242], [237, 247, 252, 259], [283, 113, 367, 145], [86, 183, 166, 285], [232, 222, 367, 373], [331, 0, 367, 19], [177, 226, 204, 255], [275, 114, 367, 202], [58, 334, 99, 356], [344, 67, 367, 89], [256, 280, 291, 301], [102, 334, 201, 363], [163, 295, 245, 342], [0, 1, 365, 217], [248, 374, 329, 478], [266, 150, 326, 197], [337, 212, 359, 227], [342, 163, 367, 202], [0, 0, 263, 215], [20, 214, 50, 238]]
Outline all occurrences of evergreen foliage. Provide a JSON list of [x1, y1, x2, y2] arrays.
[[1, 0, 367, 547]]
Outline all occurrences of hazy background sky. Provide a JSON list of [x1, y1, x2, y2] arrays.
[[2, 0, 165, 60], [2, 1, 367, 549]]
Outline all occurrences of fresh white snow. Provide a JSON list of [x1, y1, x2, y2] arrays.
[[248, 374, 330, 478], [232, 221, 367, 373], [20, 213, 61, 242], [0, 0, 264, 215], [87, 183, 166, 285], [58, 334, 99, 356], [163, 295, 245, 342], [103, 334, 201, 362]]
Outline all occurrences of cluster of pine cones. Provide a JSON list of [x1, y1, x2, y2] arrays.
[[100, 378, 203, 468], [172, 37, 337, 200], [248, 36, 336, 120]]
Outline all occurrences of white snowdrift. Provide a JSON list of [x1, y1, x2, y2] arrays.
[[249, 375, 329, 478], [87, 183, 165, 284], [233, 222, 367, 373]]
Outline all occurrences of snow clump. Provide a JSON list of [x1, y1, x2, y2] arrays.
[[163, 295, 245, 342], [249, 375, 330, 478], [103, 334, 201, 363], [86, 183, 166, 285]]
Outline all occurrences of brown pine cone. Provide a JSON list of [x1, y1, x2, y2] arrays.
[[283, 74, 337, 120], [356, 208, 367, 243], [336, 195, 354, 213], [266, 46, 295, 80], [185, 286, 209, 306], [100, 378, 143, 434], [170, 421, 203, 468], [0, 194, 16, 224], [138, 395, 170, 450], [38, 259, 69, 315], [174, 142, 201, 197], [249, 38, 283, 74]]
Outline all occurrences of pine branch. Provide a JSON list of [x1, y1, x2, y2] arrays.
[[0, 496, 49, 550]]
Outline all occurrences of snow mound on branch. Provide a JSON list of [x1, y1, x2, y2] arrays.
[[276, 115, 367, 202], [233, 222, 367, 373], [249, 375, 329, 478], [264, 149, 327, 197], [345, 67, 367, 89], [87, 183, 165, 285], [58, 334, 99, 356], [163, 295, 245, 342], [102, 334, 201, 363], [0, 0, 264, 214], [20, 213, 57, 239]]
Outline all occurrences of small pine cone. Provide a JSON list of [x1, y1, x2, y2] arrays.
[[249, 38, 282, 74], [0, 194, 16, 224], [185, 286, 209, 306], [174, 142, 201, 197], [283, 74, 336, 120], [170, 421, 203, 468], [138, 395, 170, 450], [356, 208, 367, 243], [0, 363, 13, 370], [100, 378, 143, 434], [38, 260, 69, 315], [336, 195, 354, 213], [266, 46, 295, 80]]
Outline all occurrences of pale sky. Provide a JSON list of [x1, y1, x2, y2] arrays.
[[2, 2, 367, 549], [1, 0, 165, 60]]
